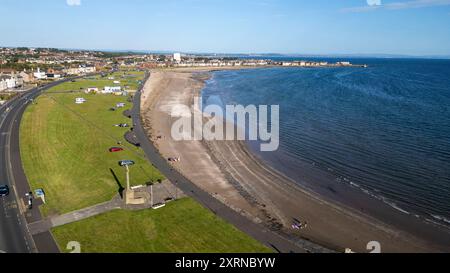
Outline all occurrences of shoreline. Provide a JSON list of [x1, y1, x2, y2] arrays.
[[140, 68, 450, 253]]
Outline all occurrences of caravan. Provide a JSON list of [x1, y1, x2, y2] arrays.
[[75, 98, 86, 104]]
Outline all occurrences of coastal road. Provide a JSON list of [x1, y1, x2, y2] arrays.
[[130, 73, 331, 253], [0, 95, 33, 253], [0, 78, 79, 253]]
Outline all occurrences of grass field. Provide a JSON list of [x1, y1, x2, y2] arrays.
[[46, 71, 144, 93], [52, 198, 272, 253], [20, 72, 164, 216], [21, 71, 270, 253]]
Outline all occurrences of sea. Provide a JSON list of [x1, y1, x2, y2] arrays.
[[201, 58, 450, 229]]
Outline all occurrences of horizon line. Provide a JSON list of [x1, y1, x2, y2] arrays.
[[2, 45, 450, 59]]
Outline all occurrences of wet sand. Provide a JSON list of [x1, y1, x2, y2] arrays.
[[141, 69, 450, 253]]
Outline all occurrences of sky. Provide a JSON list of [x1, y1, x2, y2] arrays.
[[1, 0, 450, 56]]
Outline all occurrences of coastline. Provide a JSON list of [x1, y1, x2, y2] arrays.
[[140, 68, 450, 253]]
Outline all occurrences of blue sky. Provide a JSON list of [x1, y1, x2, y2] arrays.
[[1, 0, 450, 55]]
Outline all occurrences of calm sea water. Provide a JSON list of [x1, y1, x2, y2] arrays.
[[201, 58, 450, 227]]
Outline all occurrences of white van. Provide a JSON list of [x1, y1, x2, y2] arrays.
[[75, 98, 86, 104]]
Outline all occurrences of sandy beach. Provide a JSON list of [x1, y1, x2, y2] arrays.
[[141, 69, 450, 253]]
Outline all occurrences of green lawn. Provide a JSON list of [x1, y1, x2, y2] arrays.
[[21, 72, 270, 253], [20, 73, 164, 216], [46, 71, 144, 93], [52, 198, 272, 253]]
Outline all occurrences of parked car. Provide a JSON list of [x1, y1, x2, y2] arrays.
[[109, 147, 124, 153], [114, 123, 129, 128], [25, 192, 33, 210], [118, 160, 135, 167], [0, 185, 10, 197]]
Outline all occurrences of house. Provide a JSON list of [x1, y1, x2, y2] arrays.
[[33, 68, 47, 80], [0, 75, 21, 89], [15, 76, 24, 87], [0, 76, 8, 91], [0, 68, 16, 75], [19, 71, 35, 83], [46, 73, 61, 80], [65, 66, 97, 75], [65, 67, 80, 75]]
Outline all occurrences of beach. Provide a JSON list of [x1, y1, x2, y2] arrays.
[[140, 68, 450, 253]]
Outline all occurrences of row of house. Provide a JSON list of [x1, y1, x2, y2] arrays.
[[64, 66, 96, 75], [174, 60, 269, 68], [280, 61, 356, 67], [0, 73, 24, 92]]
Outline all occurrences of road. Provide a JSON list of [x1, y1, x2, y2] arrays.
[[130, 73, 332, 253], [0, 79, 78, 253]]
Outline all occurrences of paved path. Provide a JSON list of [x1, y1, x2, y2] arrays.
[[28, 196, 123, 236]]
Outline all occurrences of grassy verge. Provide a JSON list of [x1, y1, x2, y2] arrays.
[[20, 72, 163, 216], [52, 198, 272, 253]]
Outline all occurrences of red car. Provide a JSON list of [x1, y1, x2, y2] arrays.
[[109, 147, 124, 153]]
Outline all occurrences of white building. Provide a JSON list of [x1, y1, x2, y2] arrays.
[[0, 76, 8, 91], [0, 75, 23, 89], [46, 73, 61, 80], [173, 53, 182, 63], [65, 66, 97, 75], [33, 68, 47, 80], [102, 86, 122, 94]]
